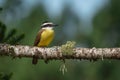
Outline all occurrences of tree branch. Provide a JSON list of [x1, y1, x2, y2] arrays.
[[0, 44, 120, 61]]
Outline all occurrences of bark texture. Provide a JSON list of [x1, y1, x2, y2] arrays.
[[0, 44, 120, 61]]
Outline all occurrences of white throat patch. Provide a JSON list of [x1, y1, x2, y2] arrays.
[[42, 27, 53, 29]]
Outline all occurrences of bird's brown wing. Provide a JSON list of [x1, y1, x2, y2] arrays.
[[34, 29, 45, 46], [32, 29, 45, 65]]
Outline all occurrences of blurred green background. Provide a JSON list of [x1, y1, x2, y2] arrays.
[[0, 0, 120, 80]]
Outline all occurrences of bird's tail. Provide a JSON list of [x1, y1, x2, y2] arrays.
[[32, 55, 38, 65]]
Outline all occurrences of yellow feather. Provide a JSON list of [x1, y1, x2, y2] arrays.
[[37, 29, 54, 47]]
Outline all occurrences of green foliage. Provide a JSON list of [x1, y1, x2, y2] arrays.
[[0, 22, 6, 42], [0, 22, 25, 44], [61, 41, 76, 55], [0, 72, 13, 80]]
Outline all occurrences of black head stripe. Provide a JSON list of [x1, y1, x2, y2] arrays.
[[41, 21, 58, 28], [41, 23, 54, 28]]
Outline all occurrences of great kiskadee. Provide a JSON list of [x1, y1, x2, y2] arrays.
[[32, 21, 58, 64]]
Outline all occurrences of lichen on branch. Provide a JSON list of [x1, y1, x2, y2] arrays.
[[61, 41, 76, 55]]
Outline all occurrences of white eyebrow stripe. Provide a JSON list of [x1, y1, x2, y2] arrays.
[[42, 22, 53, 26]]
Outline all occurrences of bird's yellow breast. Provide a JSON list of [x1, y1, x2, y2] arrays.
[[38, 29, 54, 47]]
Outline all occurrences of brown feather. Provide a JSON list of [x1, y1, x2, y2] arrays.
[[32, 55, 38, 64], [32, 29, 45, 65], [34, 29, 45, 46]]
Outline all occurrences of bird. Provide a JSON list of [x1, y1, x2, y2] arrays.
[[32, 21, 58, 64]]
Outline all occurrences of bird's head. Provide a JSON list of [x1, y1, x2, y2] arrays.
[[41, 21, 58, 29]]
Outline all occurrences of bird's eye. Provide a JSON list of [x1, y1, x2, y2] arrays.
[[47, 24, 52, 27]]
